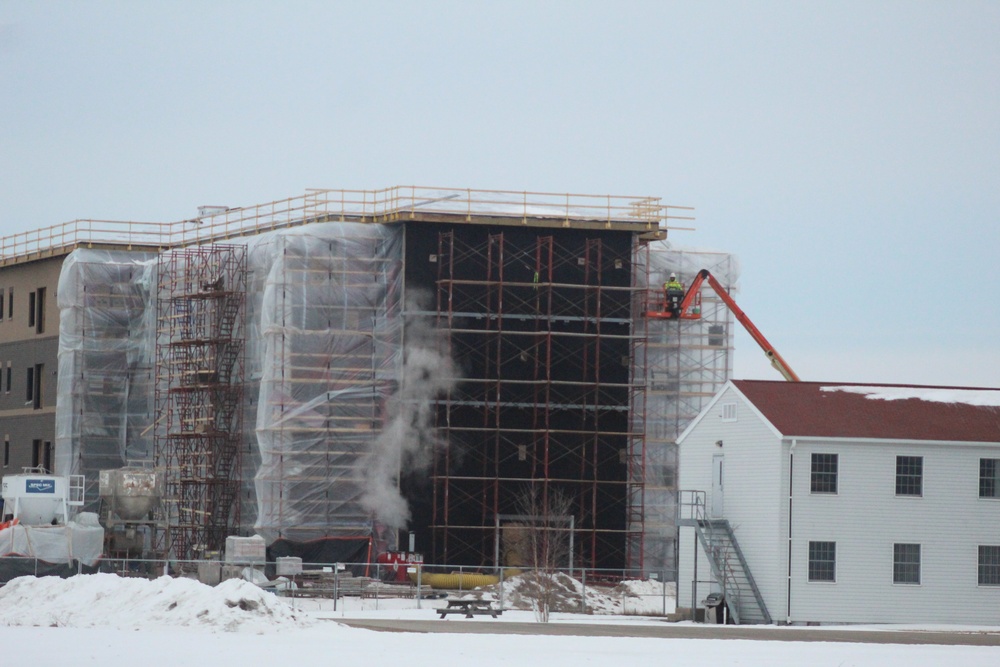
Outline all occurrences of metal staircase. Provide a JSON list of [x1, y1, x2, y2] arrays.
[[679, 491, 771, 624]]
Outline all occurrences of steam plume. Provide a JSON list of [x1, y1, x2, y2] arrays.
[[360, 289, 457, 529]]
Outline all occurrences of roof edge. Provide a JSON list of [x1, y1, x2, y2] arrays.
[[783, 435, 1000, 447], [677, 380, 785, 443]]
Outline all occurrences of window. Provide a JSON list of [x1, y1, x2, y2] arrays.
[[893, 543, 921, 584], [0, 291, 4, 321], [33, 439, 41, 469], [26, 363, 42, 409], [721, 402, 737, 421], [2, 436, 8, 468], [981, 459, 1000, 499], [895, 456, 923, 496], [808, 541, 836, 582], [33, 363, 42, 409], [28, 290, 35, 328], [979, 546, 1000, 586], [4, 362, 9, 393], [39, 287, 45, 332], [7, 287, 12, 319], [811, 453, 838, 494], [34, 287, 45, 333], [31, 439, 52, 472]]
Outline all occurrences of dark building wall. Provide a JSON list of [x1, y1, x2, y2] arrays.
[[0, 255, 65, 478], [1, 413, 56, 474], [403, 222, 636, 569], [0, 256, 62, 344], [0, 337, 59, 411]]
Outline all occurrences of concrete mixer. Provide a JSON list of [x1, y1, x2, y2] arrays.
[[98, 467, 165, 557]]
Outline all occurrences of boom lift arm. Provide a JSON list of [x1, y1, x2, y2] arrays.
[[649, 269, 800, 382]]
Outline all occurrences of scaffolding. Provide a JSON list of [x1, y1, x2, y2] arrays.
[[1, 187, 685, 262], [154, 245, 247, 560], [251, 223, 402, 547], [49, 189, 733, 573], [55, 249, 157, 511], [424, 225, 637, 569], [630, 243, 739, 574]]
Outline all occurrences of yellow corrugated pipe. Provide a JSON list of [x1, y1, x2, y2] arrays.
[[408, 569, 500, 590]]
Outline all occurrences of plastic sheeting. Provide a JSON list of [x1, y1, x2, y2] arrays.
[[0, 513, 105, 566], [56, 223, 402, 546], [55, 249, 158, 512], [250, 224, 402, 543], [632, 242, 740, 574], [55, 226, 732, 570]]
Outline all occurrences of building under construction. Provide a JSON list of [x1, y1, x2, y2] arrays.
[[4, 187, 738, 574]]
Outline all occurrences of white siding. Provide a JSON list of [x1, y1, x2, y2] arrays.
[[678, 385, 786, 617], [677, 525, 720, 609], [679, 383, 1000, 624], [789, 440, 1000, 624]]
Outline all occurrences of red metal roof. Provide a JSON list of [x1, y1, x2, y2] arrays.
[[731, 380, 1000, 443]]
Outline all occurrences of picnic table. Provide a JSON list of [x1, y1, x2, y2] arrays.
[[437, 598, 502, 619]]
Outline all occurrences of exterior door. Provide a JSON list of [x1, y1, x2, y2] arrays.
[[711, 454, 724, 517]]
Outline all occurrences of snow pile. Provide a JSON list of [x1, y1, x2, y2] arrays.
[[489, 573, 675, 615], [0, 574, 312, 633], [614, 578, 677, 614], [821, 385, 1000, 406]]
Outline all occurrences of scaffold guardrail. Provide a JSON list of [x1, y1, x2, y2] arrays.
[[0, 186, 694, 263]]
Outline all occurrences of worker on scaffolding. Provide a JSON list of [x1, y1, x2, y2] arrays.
[[663, 273, 685, 317]]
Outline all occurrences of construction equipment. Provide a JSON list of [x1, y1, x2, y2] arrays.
[[1, 468, 86, 525], [647, 269, 800, 382]]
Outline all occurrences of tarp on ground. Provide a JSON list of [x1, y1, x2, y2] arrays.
[[0, 515, 104, 567], [266, 536, 372, 578]]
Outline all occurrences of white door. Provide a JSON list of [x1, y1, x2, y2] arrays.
[[711, 454, 724, 517]]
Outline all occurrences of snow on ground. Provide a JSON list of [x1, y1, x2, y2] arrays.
[[482, 572, 676, 615], [821, 385, 1000, 405], [3, 622, 998, 667], [0, 573, 310, 632], [1, 574, 999, 667]]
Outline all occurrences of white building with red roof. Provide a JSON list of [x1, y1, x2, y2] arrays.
[[676, 380, 1000, 625]]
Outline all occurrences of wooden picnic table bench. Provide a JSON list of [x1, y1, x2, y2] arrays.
[[437, 598, 502, 619]]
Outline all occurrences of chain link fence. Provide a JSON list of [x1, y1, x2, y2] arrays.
[[0, 555, 677, 616]]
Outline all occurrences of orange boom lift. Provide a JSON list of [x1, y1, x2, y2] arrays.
[[647, 269, 800, 382]]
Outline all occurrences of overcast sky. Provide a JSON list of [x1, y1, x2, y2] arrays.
[[1, 1, 997, 387]]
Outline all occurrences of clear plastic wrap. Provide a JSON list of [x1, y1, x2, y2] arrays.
[[56, 227, 729, 568], [56, 223, 403, 545], [632, 242, 740, 574], [250, 223, 402, 543], [55, 249, 158, 511]]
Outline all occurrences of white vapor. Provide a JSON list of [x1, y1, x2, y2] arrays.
[[360, 289, 458, 529]]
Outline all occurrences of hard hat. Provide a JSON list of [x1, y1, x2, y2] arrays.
[[669, 273, 676, 280]]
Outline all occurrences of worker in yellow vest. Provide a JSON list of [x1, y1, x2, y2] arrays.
[[663, 273, 684, 317]]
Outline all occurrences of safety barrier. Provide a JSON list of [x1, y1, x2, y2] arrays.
[[0, 555, 678, 616], [0, 186, 693, 263]]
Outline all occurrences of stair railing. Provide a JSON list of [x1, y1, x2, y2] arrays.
[[678, 490, 747, 623]]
